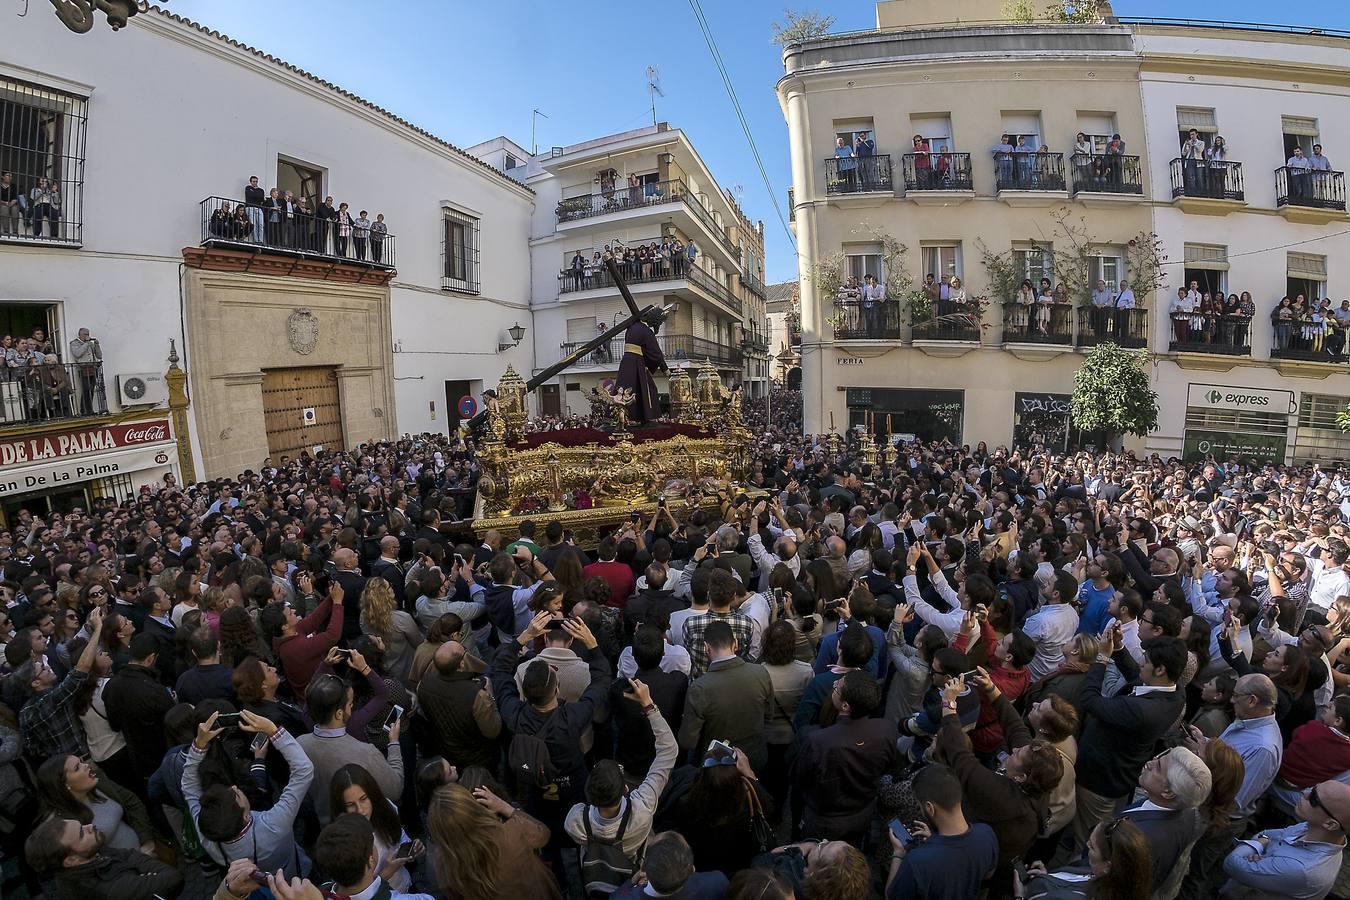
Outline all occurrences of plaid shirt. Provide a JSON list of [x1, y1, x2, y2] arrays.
[[1257, 578, 1312, 633], [683, 610, 755, 678], [19, 667, 90, 761]]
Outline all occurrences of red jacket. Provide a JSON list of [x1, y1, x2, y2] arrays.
[[955, 620, 1030, 754], [1279, 721, 1350, 788], [583, 560, 636, 611], [274, 596, 344, 698]]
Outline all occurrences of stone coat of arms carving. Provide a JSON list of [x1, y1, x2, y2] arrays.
[[287, 308, 319, 355]]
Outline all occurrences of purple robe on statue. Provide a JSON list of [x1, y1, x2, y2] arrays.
[[615, 321, 666, 423]]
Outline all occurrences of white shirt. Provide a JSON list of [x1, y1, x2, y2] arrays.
[[1309, 565, 1350, 613], [1023, 602, 1081, 681], [618, 641, 692, 677], [667, 607, 707, 648], [901, 572, 964, 639]]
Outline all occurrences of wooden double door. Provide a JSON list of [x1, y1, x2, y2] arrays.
[[262, 366, 344, 458]]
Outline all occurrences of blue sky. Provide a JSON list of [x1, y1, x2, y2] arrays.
[[169, 0, 1350, 283]]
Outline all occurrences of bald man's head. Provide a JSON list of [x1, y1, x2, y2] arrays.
[[827, 536, 847, 560], [1234, 673, 1277, 717], [1302, 780, 1350, 834], [433, 640, 467, 675], [379, 535, 400, 557], [334, 548, 358, 571]]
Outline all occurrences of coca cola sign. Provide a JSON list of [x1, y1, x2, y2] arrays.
[[0, 419, 172, 467]]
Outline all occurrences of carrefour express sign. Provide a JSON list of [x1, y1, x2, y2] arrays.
[[1186, 384, 1296, 415]]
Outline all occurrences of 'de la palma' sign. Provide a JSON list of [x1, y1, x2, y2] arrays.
[[0, 421, 171, 467]]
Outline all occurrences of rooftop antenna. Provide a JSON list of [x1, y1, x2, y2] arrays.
[[646, 66, 664, 127], [531, 108, 549, 155]]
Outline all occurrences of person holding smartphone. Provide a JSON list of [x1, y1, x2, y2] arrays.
[[885, 763, 998, 899]]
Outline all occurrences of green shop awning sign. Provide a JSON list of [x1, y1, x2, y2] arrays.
[[1182, 429, 1287, 464]]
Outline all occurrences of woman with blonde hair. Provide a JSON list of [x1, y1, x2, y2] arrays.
[[360, 577, 423, 684], [425, 782, 560, 899]]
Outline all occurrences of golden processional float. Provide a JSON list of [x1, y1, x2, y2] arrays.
[[468, 255, 755, 544]]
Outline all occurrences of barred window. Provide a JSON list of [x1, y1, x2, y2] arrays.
[[441, 207, 480, 294], [1298, 393, 1348, 430], [0, 76, 88, 245]]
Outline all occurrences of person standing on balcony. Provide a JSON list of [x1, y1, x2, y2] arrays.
[[922, 274, 941, 308], [317, 196, 336, 254], [1287, 146, 1312, 203], [569, 251, 585, 291], [834, 137, 856, 191], [1036, 278, 1055, 336], [28, 177, 54, 237], [1114, 280, 1135, 341], [264, 188, 283, 246], [1181, 128, 1206, 197], [244, 176, 265, 244], [685, 240, 697, 268], [354, 210, 371, 261], [281, 191, 299, 248], [991, 134, 1015, 188], [1015, 135, 1035, 187], [854, 131, 875, 190], [295, 195, 314, 251], [1206, 135, 1229, 197], [911, 135, 932, 189], [1106, 134, 1127, 188], [862, 274, 885, 338], [68, 329, 101, 415], [335, 202, 354, 258], [1309, 143, 1332, 202], [1091, 279, 1114, 340], [1170, 287, 1193, 345], [0, 171, 20, 236]]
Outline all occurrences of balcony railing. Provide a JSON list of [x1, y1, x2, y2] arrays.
[[1002, 302, 1073, 345], [555, 256, 741, 315], [555, 178, 740, 259], [1272, 320, 1348, 363], [1275, 167, 1347, 212], [912, 300, 981, 342], [686, 263, 743, 316], [558, 332, 742, 369], [902, 153, 974, 192], [558, 255, 694, 294], [1169, 159, 1245, 201], [199, 197, 396, 269], [1167, 314, 1252, 355], [832, 299, 904, 341], [0, 362, 107, 426], [994, 152, 1066, 192], [1077, 307, 1148, 349], [1068, 154, 1143, 195], [824, 154, 893, 194], [743, 272, 767, 300]]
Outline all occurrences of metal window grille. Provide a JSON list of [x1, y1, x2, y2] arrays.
[[441, 209, 480, 294], [1298, 393, 1349, 430], [1185, 408, 1288, 435], [95, 473, 135, 503], [0, 76, 87, 245]]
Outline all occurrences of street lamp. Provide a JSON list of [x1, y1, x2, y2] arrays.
[[499, 322, 526, 352]]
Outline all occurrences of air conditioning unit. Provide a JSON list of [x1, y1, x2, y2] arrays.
[[116, 372, 168, 407]]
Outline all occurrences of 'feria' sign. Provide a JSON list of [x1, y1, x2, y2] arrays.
[[0, 420, 171, 468]]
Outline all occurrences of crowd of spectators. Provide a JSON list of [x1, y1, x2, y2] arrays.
[[2, 412, 1350, 899], [207, 177, 390, 264], [0, 171, 66, 240], [0, 326, 104, 422], [563, 239, 699, 293]]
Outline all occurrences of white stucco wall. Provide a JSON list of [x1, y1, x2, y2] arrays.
[[1, 8, 534, 470]]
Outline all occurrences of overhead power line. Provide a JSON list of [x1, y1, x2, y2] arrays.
[[686, 0, 797, 251]]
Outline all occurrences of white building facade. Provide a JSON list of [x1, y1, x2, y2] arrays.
[[1, 6, 534, 510]]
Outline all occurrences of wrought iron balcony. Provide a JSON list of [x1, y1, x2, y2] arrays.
[[902, 153, 973, 192], [912, 300, 981, 342], [1002, 302, 1073, 345], [1167, 314, 1251, 355], [743, 272, 767, 300], [1068, 154, 1143, 196], [824, 154, 893, 194], [554, 256, 740, 316], [1271, 319, 1348, 363], [199, 197, 396, 269], [832, 299, 904, 341], [0, 361, 108, 426], [994, 152, 1066, 192], [554, 178, 740, 259], [1169, 159, 1244, 201], [1077, 307, 1148, 350], [1275, 167, 1347, 211], [558, 332, 742, 369]]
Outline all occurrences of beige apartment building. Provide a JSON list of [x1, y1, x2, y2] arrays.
[[779, 0, 1350, 461]]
